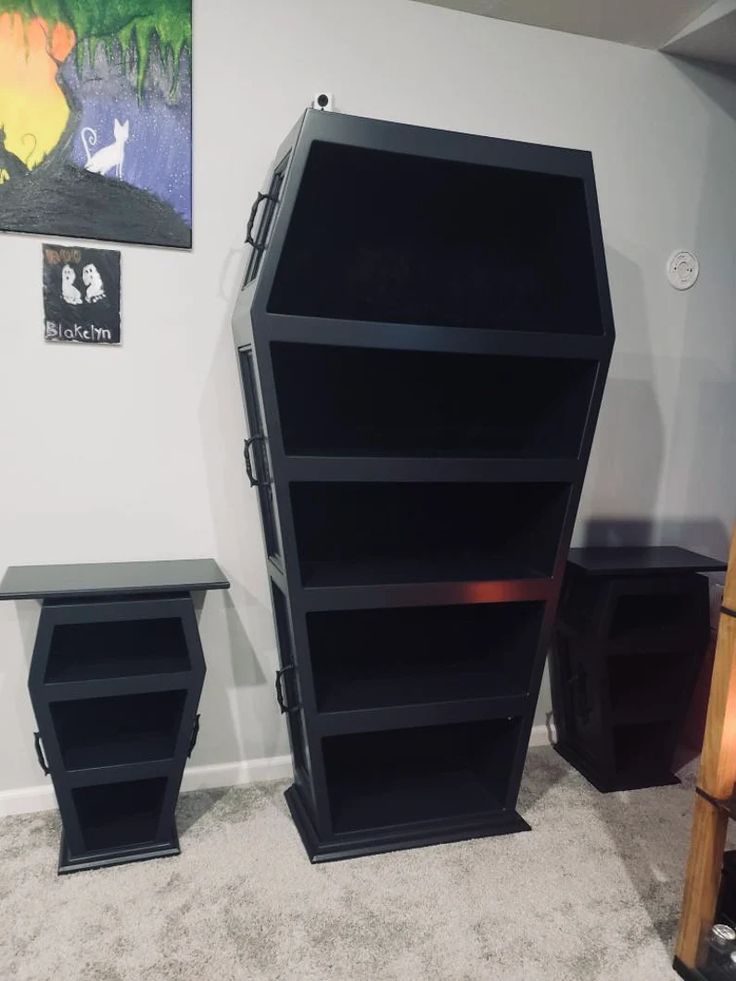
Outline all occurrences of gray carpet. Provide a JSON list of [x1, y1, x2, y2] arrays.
[[0, 747, 697, 980]]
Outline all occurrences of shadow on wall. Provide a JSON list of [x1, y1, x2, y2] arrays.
[[580, 373, 664, 532], [4, 601, 46, 787], [190, 589, 267, 767], [665, 56, 736, 121], [579, 238, 732, 561], [196, 270, 289, 767], [578, 248, 665, 543], [13, 600, 42, 671], [667, 57, 736, 562], [581, 517, 729, 557]]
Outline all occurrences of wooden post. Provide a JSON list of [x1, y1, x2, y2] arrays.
[[675, 528, 736, 970]]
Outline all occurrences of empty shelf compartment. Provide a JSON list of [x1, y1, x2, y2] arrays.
[[271, 342, 597, 459], [613, 720, 675, 778], [291, 481, 571, 587], [609, 590, 704, 651], [51, 690, 186, 770], [268, 141, 603, 334], [308, 601, 544, 712], [44, 617, 191, 683], [73, 777, 167, 852], [608, 652, 693, 724], [323, 717, 522, 833]]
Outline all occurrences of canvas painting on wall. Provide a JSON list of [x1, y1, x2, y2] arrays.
[[0, 2, 192, 249], [43, 243, 121, 343]]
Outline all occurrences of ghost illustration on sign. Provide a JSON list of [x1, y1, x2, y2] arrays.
[[83, 263, 106, 303], [61, 264, 83, 305]]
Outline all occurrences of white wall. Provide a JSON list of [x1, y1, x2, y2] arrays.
[[2, 0, 736, 805]]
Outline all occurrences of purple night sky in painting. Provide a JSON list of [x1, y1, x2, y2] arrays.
[[63, 47, 192, 225], [0, 2, 191, 250]]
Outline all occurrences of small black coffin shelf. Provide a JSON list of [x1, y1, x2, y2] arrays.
[[0, 559, 229, 874], [233, 110, 615, 861], [550, 547, 725, 792]]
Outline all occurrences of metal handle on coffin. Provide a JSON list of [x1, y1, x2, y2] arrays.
[[275, 665, 297, 714], [245, 191, 278, 251], [188, 714, 201, 758], [33, 732, 50, 776], [243, 435, 268, 488]]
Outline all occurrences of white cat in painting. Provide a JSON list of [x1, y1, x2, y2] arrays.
[[61, 265, 83, 305], [82, 119, 130, 180], [83, 263, 106, 303]]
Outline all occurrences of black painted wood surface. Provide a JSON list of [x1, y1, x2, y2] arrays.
[[0, 558, 229, 601], [569, 547, 726, 577], [3, 559, 228, 874], [551, 547, 723, 793], [232, 109, 615, 861]]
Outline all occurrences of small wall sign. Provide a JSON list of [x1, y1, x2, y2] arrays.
[[43, 244, 121, 345]]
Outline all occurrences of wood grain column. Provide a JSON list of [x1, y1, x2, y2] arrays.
[[676, 529, 736, 968]]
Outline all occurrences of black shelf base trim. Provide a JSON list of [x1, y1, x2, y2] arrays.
[[57, 826, 180, 875], [285, 784, 530, 863], [673, 956, 708, 980], [553, 741, 680, 793]]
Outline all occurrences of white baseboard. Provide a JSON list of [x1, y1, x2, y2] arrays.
[[0, 727, 555, 819], [180, 754, 293, 794], [529, 720, 556, 748], [0, 784, 58, 819], [0, 753, 294, 819]]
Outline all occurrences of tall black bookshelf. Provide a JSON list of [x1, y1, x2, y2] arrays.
[[232, 110, 615, 861]]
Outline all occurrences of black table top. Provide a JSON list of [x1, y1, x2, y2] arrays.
[[568, 546, 726, 577], [0, 559, 230, 601]]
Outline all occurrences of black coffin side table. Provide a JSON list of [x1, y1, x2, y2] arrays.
[[0, 559, 229, 874], [550, 547, 725, 792]]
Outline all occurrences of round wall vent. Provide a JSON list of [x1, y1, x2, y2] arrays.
[[667, 250, 699, 291]]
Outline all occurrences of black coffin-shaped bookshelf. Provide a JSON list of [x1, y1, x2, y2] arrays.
[[232, 110, 615, 861], [0, 559, 229, 874], [550, 547, 726, 792]]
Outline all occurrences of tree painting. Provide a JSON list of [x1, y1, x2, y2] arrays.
[[0, 1, 192, 248]]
